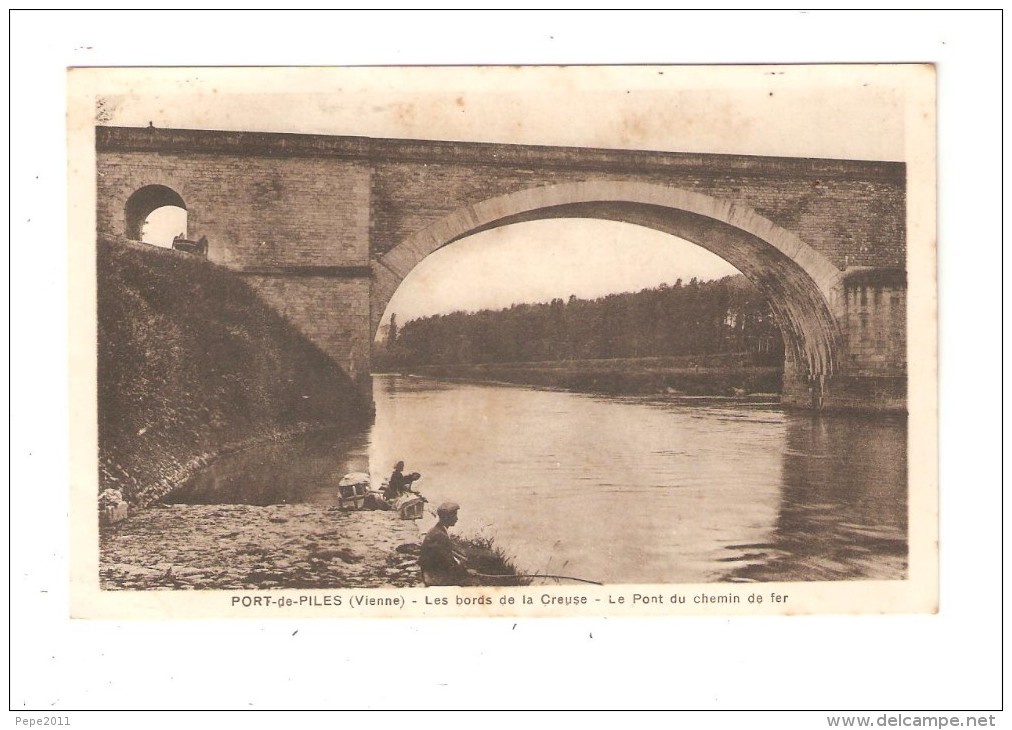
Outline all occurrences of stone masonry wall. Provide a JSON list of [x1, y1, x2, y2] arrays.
[[243, 275, 372, 383], [96, 141, 375, 380], [368, 147, 906, 271], [369, 158, 905, 271], [96, 127, 906, 276], [96, 150, 371, 269], [842, 282, 907, 373]]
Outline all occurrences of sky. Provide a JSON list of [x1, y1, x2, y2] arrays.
[[381, 220, 739, 328], [94, 66, 906, 160], [93, 65, 908, 328]]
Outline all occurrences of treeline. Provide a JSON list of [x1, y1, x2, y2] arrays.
[[378, 275, 784, 368]]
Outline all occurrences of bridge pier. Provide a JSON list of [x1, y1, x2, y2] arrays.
[[781, 267, 906, 413], [782, 364, 906, 414]]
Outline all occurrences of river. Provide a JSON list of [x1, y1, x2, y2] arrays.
[[166, 374, 908, 585]]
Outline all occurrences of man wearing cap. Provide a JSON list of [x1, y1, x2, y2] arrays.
[[419, 502, 474, 586]]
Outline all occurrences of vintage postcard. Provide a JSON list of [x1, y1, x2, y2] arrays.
[[68, 65, 937, 618]]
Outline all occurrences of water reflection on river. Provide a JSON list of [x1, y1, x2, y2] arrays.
[[168, 375, 907, 584]]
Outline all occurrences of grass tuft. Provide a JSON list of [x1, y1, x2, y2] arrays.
[[451, 534, 531, 586]]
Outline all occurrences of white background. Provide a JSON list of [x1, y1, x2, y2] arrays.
[[8, 10, 1004, 718]]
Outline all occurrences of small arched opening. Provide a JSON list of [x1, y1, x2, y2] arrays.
[[125, 185, 188, 247]]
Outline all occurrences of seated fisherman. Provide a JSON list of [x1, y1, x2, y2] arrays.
[[384, 460, 420, 500], [419, 502, 476, 587]]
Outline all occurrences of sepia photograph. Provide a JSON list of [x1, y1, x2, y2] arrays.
[[12, 9, 1003, 718], [68, 64, 936, 617]]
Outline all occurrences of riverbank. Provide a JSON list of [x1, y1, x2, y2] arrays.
[[100, 501, 530, 590], [98, 237, 371, 508], [100, 504, 424, 590], [396, 355, 782, 398]]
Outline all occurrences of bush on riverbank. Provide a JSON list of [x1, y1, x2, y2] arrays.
[[97, 237, 371, 507], [451, 534, 531, 587]]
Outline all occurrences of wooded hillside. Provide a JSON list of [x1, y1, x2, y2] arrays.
[[379, 276, 784, 368]]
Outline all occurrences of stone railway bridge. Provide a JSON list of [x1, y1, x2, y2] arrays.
[[96, 126, 907, 411]]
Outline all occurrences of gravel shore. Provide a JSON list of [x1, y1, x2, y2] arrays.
[[99, 504, 424, 590]]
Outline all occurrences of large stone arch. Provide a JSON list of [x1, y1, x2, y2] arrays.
[[372, 180, 846, 383]]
